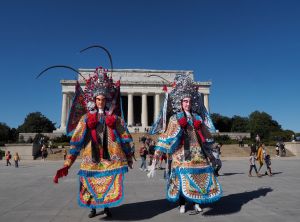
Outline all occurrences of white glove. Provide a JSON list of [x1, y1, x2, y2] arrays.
[[147, 160, 157, 178]]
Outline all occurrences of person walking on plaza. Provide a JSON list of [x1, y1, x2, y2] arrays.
[[264, 154, 272, 176], [148, 74, 222, 214], [131, 142, 137, 161], [249, 151, 259, 177], [41, 144, 48, 161], [53, 66, 133, 219], [257, 143, 265, 173], [257, 143, 272, 176], [275, 142, 280, 157], [13, 152, 20, 168], [139, 142, 148, 171], [212, 143, 223, 176], [159, 152, 167, 169], [5, 151, 12, 166], [148, 140, 156, 166], [238, 136, 243, 147], [62, 148, 67, 160]]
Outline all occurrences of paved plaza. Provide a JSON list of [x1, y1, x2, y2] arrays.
[[0, 157, 300, 222]]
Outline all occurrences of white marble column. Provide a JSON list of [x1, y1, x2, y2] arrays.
[[60, 93, 68, 129], [66, 94, 70, 119], [141, 94, 148, 127], [154, 93, 160, 120], [203, 94, 209, 113], [66, 93, 74, 119], [127, 93, 134, 126]]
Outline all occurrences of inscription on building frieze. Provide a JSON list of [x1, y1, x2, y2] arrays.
[[78, 69, 194, 82]]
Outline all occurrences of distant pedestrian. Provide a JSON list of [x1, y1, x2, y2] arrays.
[[250, 143, 257, 154], [275, 142, 280, 156], [248, 151, 259, 177], [255, 134, 260, 145], [5, 151, 12, 166], [63, 148, 67, 160], [41, 145, 48, 161], [212, 143, 223, 176], [139, 143, 148, 171], [159, 152, 167, 169], [238, 136, 243, 147], [291, 134, 295, 142], [48, 140, 54, 154], [131, 143, 137, 161], [148, 141, 155, 166], [257, 143, 271, 176], [257, 143, 265, 172], [264, 154, 272, 176], [14, 152, 20, 168]]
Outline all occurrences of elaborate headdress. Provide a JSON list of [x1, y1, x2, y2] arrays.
[[84, 67, 118, 112], [169, 73, 199, 114], [150, 73, 216, 134]]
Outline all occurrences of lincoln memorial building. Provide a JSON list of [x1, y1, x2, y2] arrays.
[[56, 69, 212, 133]]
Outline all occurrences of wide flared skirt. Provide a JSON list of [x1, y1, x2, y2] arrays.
[[167, 166, 222, 204]]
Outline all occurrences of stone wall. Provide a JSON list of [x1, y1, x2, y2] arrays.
[[212, 132, 251, 139], [19, 132, 64, 142], [285, 142, 300, 156], [2, 144, 34, 160]]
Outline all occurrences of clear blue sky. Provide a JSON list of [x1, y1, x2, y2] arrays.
[[0, 0, 299, 132]]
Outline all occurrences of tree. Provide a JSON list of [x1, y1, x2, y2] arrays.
[[211, 113, 232, 132], [248, 111, 282, 140], [8, 128, 18, 143], [231, 115, 249, 132], [270, 130, 294, 142], [18, 112, 56, 133], [0, 122, 10, 142]]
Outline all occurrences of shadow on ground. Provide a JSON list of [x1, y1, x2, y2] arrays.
[[271, 171, 283, 175], [101, 188, 273, 220], [259, 171, 283, 177], [103, 199, 177, 221], [220, 172, 245, 176], [202, 187, 273, 216]]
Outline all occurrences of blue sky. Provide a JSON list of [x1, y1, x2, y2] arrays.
[[0, 0, 299, 132]]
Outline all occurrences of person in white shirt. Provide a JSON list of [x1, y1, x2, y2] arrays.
[[249, 151, 260, 177]]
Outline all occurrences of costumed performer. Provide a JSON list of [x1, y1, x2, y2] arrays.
[[53, 67, 133, 218], [148, 73, 222, 214]]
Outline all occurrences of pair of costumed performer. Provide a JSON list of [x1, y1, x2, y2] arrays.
[[39, 46, 134, 218], [148, 73, 223, 214]]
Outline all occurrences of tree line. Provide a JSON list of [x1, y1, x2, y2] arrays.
[[0, 112, 55, 144], [211, 110, 296, 141]]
